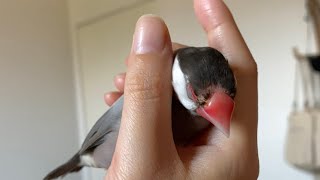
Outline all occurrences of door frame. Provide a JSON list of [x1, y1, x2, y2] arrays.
[[67, 1, 154, 179]]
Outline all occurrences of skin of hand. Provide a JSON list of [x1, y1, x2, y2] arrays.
[[104, 0, 259, 179]]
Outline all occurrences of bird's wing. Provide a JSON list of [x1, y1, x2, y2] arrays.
[[79, 96, 123, 154]]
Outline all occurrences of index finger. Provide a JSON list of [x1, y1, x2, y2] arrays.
[[194, 0, 256, 74], [194, 0, 258, 145]]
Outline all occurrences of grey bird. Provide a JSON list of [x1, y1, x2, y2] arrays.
[[44, 47, 236, 180]]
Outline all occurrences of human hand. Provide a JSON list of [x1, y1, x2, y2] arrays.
[[105, 0, 258, 179]]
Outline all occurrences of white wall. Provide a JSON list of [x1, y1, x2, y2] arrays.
[[0, 0, 81, 179]]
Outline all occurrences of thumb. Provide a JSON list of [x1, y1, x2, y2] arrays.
[[109, 15, 177, 178]]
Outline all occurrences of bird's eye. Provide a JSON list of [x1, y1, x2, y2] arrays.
[[187, 84, 197, 101], [198, 96, 206, 106]]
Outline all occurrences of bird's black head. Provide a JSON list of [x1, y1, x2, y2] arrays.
[[176, 47, 236, 101], [172, 47, 236, 136]]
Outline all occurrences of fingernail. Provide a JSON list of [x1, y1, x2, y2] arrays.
[[133, 14, 166, 54]]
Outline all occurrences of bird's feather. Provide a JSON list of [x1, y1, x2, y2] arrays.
[[79, 96, 123, 154], [43, 153, 82, 180]]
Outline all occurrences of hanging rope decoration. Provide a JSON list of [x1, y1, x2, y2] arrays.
[[307, 55, 320, 71], [306, 0, 320, 72], [285, 0, 320, 171]]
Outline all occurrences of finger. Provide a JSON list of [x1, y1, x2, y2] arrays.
[[117, 43, 184, 103], [114, 73, 126, 92], [104, 92, 123, 106], [194, 0, 256, 74], [119, 42, 186, 94], [193, 0, 258, 163], [110, 15, 177, 177], [127, 42, 186, 66], [194, 0, 257, 130], [193, 1, 258, 172]]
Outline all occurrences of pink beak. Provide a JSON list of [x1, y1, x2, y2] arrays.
[[196, 92, 235, 137]]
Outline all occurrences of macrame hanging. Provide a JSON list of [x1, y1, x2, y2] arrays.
[[306, 0, 320, 72], [285, 0, 320, 172]]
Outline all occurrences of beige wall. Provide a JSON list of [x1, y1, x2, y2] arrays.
[[0, 0, 81, 179]]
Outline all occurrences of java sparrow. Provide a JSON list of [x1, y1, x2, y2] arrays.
[[44, 47, 236, 180]]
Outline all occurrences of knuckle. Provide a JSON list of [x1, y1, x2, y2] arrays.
[[232, 60, 258, 77], [126, 70, 163, 101]]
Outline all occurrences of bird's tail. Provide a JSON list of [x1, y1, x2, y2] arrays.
[[43, 153, 82, 180]]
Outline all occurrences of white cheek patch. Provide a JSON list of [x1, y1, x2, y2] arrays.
[[172, 56, 197, 111], [80, 154, 97, 167]]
